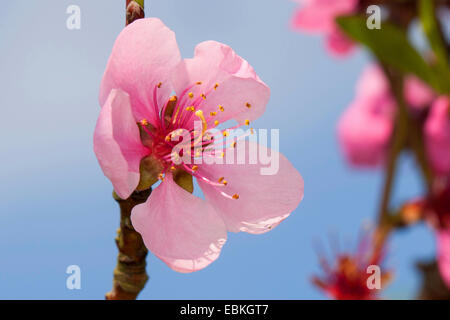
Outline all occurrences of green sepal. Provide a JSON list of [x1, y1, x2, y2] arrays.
[[172, 168, 194, 193], [136, 155, 163, 191]]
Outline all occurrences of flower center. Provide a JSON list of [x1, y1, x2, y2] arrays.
[[138, 81, 254, 200]]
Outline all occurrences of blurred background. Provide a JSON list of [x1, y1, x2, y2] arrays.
[[0, 0, 436, 299]]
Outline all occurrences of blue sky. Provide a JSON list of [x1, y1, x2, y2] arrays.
[[0, 0, 436, 299]]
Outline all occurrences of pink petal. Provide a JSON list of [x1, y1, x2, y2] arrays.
[[200, 76, 270, 126], [404, 76, 435, 110], [325, 27, 355, 57], [99, 18, 181, 124], [355, 64, 390, 99], [197, 141, 304, 234], [171, 41, 270, 125], [337, 97, 394, 168], [425, 97, 450, 176], [338, 65, 396, 168], [437, 230, 450, 288], [131, 174, 227, 273], [94, 89, 150, 199], [291, 0, 357, 33]]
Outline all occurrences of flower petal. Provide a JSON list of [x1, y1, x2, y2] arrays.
[[404, 76, 435, 110], [437, 230, 450, 289], [131, 174, 227, 273], [337, 97, 394, 168], [425, 96, 450, 176], [94, 89, 149, 199], [200, 76, 270, 126], [171, 41, 270, 125], [99, 18, 181, 124], [291, 0, 357, 33], [355, 64, 390, 99], [325, 27, 355, 57], [197, 141, 304, 234]]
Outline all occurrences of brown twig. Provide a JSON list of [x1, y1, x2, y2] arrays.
[[105, 0, 148, 300], [373, 65, 409, 251], [105, 189, 151, 300]]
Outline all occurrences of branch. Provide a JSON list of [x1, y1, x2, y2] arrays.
[[374, 65, 409, 250], [105, 0, 148, 300], [105, 189, 151, 300]]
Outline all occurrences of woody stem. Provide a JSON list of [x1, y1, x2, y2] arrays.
[[105, 190, 151, 300], [374, 65, 409, 251], [105, 0, 148, 300]]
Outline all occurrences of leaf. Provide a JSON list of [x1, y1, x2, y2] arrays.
[[134, 0, 144, 8], [418, 0, 450, 93], [172, 169, 194, 194], [336, 15, 445, 93], [419, 0, 448, 69]]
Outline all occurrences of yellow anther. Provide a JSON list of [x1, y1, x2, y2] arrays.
[[140, 119, 149, 126], [219, 105, 224, 112], [246, 102, 252, 108], [218, 177, 225, 183], [232, 194, 240, 200], [158, 173, 165, 181], [169, 95, 177, 101], [210, 111, 217, 116], [195, 110, 208, 135], [201, 93, 207, 100], [244, 119, 250, 126], [222, 180, 228, 186], [231, 141, 237, 148], [186, 106, 195, 112], [214, 120, 219, 126], [214, 83, 219, 90], [196, 81, 203, 85], [223, 131, 229, 137], [170, 166, 176, 171], [192, 165, 199, 172], [250, 128, 255, 134], [157, 82, 162, 88], [165, 134, 172, 142], [221, 152, 225, 157], [188, 92, 194, 99]]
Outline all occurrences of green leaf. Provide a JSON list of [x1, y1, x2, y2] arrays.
[[418, 0, 450, 92], [419, 0, 448, 69], [336, 15, 445, 93], [134, 0, 144, 8], [173, 169, 194, 193]]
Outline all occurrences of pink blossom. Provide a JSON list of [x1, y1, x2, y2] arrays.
[[422, 180, 450, 288], [312, 233, 391, 300], [337, 64, 435, 168], [404, 76, 435, 110], [94, 18, 304, 272], [425, 97, 450, 177], [290, 0, 358, 57], [437, 231, 450, 288], [337, 65, 396, 167]]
